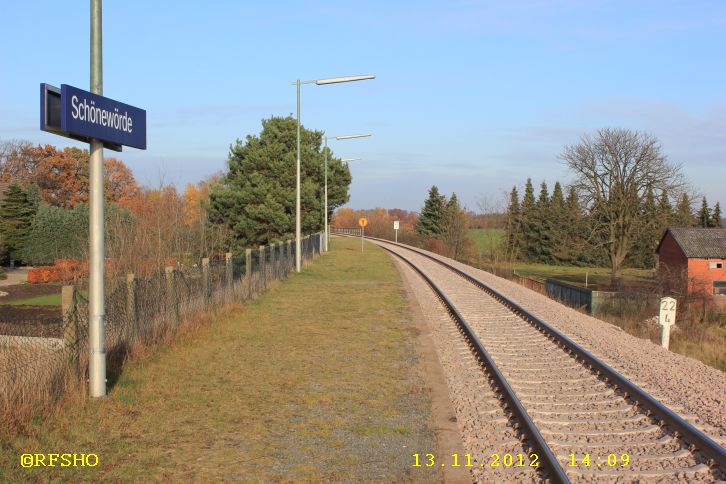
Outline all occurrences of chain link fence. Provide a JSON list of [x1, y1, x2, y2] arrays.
[[0, 233, 323, 427]]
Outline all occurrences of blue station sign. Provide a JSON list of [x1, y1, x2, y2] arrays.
[[40, 83, 146, 151]]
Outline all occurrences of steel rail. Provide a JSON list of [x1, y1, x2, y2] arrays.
[[377, 243, 570, 483], [353, 233, 726, 470]]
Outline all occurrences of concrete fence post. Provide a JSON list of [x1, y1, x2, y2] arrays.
[[225, 252, 233, 293], [61, 285, 78, 372], [126, 273, 137, 339], [269, 242, 277, 281], [259, 245, 266, 291], [165, 266, 179, 326], [245, 248, 253, 299], [202, 258, 210, 304]]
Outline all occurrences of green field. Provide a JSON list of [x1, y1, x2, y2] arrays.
[[0, 237, 438, 482], [503, 262, 654, 290], [467, 228, 653, 289], [469, 228, 505, 255]]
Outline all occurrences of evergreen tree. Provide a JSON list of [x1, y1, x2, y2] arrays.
[[519, 178, 537, 261], [657, 190, 673, 225], [441, 193, 472, 261], [673, 193, 694, 227], [505, 186, 521, 260], [711, 202, 723, 228], [22, 203, 89, 265], [209, 116, 351, 248], [551, 182, 565, 217], [0, 183, 37, 263], [697, 197, 711, 228], [555, 186, 582, 263], [532, 181, 555, 263], [416, 185, 447, 236], [631, 185, 658, 267]]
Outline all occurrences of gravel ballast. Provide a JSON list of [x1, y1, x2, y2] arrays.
[[395, 243, 726, 443]]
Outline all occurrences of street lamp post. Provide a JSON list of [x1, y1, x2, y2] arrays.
[[293, 75, 374, 272], [322, 134, 370, 252]]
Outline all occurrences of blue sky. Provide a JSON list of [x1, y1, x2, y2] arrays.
[[1, 1, 724, 211]]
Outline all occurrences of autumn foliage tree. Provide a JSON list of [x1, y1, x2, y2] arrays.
[[0, 141, 140, 208]]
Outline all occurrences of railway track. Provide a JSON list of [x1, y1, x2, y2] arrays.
[[340, 234, 726, 483]]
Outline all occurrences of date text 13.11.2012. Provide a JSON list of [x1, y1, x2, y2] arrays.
[[412, 453, 539, 468]]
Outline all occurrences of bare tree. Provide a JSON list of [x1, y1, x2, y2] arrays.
[[0, 139, 35, 182], [561, 128, 685, 288]]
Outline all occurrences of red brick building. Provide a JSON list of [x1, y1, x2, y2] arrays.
[[656, 228, 726, 300]]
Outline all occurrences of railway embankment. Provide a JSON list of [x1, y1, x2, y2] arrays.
[[392, 240, 726, 442], [375, 237, 725, 482]]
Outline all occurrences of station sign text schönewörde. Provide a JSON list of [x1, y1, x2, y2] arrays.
[[40, 83, 146, 150]]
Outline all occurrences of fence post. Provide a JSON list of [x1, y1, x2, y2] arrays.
[[202, 258, 210, 304], [269, 242, 276, 281], [61, 285, 78, 371], [245, 248, 253, 298], [259, 245, 266, 291], [225, 252, 233, 293], [126, 273, 137, 339], [165, 266, 179, 326], [277, 241, 284, 279], [286, 240, 292, 273]]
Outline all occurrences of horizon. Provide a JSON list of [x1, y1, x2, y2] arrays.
[[1, 1, 724, 212]]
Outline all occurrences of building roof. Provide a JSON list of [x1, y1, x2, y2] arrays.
[[657, 227, 726, 259]]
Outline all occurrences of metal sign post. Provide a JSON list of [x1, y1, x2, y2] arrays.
[[40, 1, 146, 398], [358, 217, 368, 253], [393, 220, 399, 243], [88, 0, 106, 398], [659, 297, 677, 350]]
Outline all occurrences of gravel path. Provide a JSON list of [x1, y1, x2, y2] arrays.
[[0, 267, 30, 287]]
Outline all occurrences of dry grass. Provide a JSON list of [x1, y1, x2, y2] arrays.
[[0, 237, 437, 482], [595, 297, 726, 371], [0, 346, 80, 429]]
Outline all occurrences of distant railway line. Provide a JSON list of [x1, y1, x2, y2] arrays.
[[338, 233, 726, 482]]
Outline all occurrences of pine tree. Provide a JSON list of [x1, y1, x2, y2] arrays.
[[657, 190, 672, 226], [416, 185, 447, 236], [697, 197, 711, 228], [555, 186, 582, 264], [632, 185, 658, 267], [533, 181, 555, 263], [551, 182, 565, 214], [441, 193, 472, 261], [711, 202, 723, 228], [505, 187, 521, 260], [520, 178, 537, 261], [673, 193, 694, 227], [0, 183, 37, 263], [209, 116, 351, 248]]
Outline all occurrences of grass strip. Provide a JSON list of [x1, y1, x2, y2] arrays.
[[0, 236, 438, 482]]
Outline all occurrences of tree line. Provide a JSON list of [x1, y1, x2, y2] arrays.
[[1, 116, 353, 272], [505, 128, 722, 287], [414, 186, 474, 261]]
